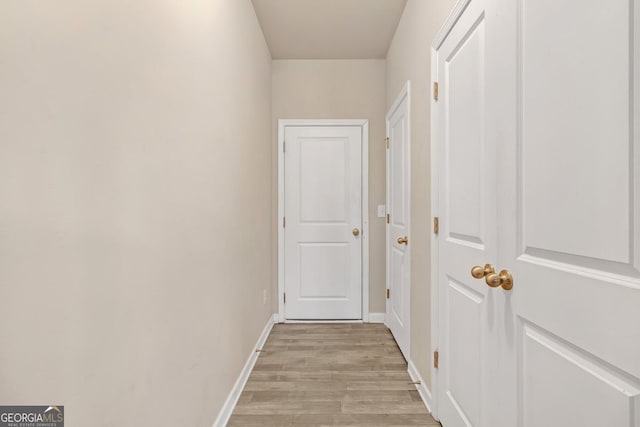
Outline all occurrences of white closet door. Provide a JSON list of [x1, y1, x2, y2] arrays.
[[386, 85, 411, 361], [498, 0, 640, 425], [434, 0, 503, 425], [284, 125, 363, 320]]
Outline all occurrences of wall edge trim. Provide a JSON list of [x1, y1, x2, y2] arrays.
[[212, 314, 276, 427], [368, 312, 385, 323], [408, 360, 434, 415]]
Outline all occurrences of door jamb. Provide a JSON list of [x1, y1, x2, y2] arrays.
[[277, 119, 370, 322], [430, 45, 441, 419]]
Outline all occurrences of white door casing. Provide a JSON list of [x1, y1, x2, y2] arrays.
[[432, 0, 640, 426], [386, 83, 411, 361], [278, 120, 369, 321]]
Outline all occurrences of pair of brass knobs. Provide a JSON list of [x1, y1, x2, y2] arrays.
[[471, 264, 513, 290]]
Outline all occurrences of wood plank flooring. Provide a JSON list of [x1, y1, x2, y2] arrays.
[[228, 323, 440, 426]]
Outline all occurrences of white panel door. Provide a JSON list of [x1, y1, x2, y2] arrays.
[[386, 85, 411, 360], [497, 0, 640, 425], [284, 125, 363, 320], [434, 0, 501, 425], [434, 0, 640, 426]]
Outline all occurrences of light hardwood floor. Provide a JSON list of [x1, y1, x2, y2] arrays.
[[227, 323, 440, 426]]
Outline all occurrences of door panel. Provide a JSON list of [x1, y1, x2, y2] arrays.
[[503, 0, 640, 426], [390, 246, 405, 322], [446, 16, 486, 247], [390, 119, 407, 226], [386, 85, 410, 360], [520, 0, 632, 264], [520, 322, 640, 427], [436, 1, 495, 426], [284, 126, 362, 320], [299, 243, 348, 297], [300, 139, 348, 223], [446, 279, 484, 427]]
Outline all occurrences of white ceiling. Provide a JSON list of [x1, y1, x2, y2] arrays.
[[251, 0, 408, 59]]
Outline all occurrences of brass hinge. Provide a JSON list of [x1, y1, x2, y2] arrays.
[[386, 289, 390, 299], [283, 293, 286, 304], [283, 217, 286, 228], [434, 350, 439, 368], [433, 217, 439, 234], [283, 141, 286, 152], [433, 82, 439, 101], [385, 137, 390, 149], [386, 213, 390, 224]]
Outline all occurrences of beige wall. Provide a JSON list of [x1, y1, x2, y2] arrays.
[[0, 1, 272, 425], [386, 0, 457, 387], [271, 60, 387, 314]]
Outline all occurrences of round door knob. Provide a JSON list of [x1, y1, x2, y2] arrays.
[[485, 273, 502, 288], [352, 228, 360, 236], [471, 264, 495, 279], [397, 236, 408, 245], [485, 270, 514, 291], [498, 270, 513, 291]]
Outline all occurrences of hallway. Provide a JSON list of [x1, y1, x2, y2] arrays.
[[228, 324, 439, 426], [0, 1, 456, 424], [3, 0, 636, 425]]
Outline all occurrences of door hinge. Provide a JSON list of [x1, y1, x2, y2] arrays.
[[283, 217, 286, 228], [386, 289, 390, 299], [283, 293, 286, 303], [386, 213, 390, 224], [434, 350, 439, 368], [433, 82, 439, 101], [433, 217, 439, 234], [283, 141, 286, 152], [385, 137, 390, 149]]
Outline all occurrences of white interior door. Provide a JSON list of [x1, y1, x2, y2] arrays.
[[283, 125, 363, 320], [434, 0, 640, 426], [386, 84, 411, 360], [434, 1, 501, 425], [498, 0, 640, 425]]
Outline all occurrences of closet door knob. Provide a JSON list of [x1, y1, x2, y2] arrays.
[[471, 264, 495, 279], [485, 270, 514, 291]]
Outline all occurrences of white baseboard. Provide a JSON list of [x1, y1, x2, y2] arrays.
[[408, 360, 433, 413], [212, 314, 276, 427], [284, 320, 363, 324], [368, 312, 385, 323]]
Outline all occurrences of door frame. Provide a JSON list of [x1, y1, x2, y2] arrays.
[[429, 0, 474, 420], [277, 119, 370, 322], [385, 81, 411, 358]]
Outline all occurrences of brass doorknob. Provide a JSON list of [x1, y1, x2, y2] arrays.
[[471, 264, 495, 279], [397, 236, 408, 245], [485, 270, 514, 291], [352, 228, 360, 236]]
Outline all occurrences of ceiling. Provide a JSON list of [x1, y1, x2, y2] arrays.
[[251, 0, 408, 59]]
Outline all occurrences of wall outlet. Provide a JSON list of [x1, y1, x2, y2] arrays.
[[377, 205, 386, 218]]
